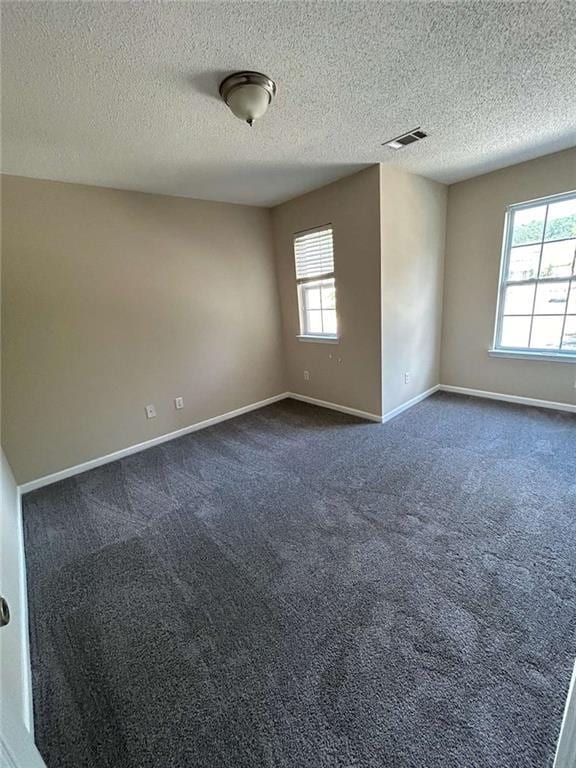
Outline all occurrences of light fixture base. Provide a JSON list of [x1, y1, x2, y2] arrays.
[[219, 71, 277, 103]]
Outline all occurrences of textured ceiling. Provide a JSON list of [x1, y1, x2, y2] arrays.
[[2, 1, 575, 206]]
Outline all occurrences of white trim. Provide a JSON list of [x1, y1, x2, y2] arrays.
[[286, 392, 382, 422], [506, 188, 576, 212], [19, 393, 290, 493], [492, 189, 576, 355], [296, 335, 340, 344], [19, 388, 447, 494], [381, 385, 441, 424], [488, 348, 576, 364], [21, 383, 574, 494], [492, 206, 513, 350], [492, 190, 576, 359], [554, 659, 576, 768], [0, 723, 44, 768], [288, 389, 440, 424], [439, 385, 576, 415], [0, 740, 19, 768], [16, 488, 34, 734]]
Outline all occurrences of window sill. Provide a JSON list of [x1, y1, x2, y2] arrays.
[[488, 348, 576, 364], [297, 335, 340, 344]]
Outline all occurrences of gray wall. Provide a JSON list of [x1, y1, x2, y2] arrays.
[[272, 166, 382, 416], [1, 176, 286, 483], [441, 147, 576, 404], [380, 166, 447, 414]]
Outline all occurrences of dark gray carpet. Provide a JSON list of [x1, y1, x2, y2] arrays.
[[23, 393, 576, 768]]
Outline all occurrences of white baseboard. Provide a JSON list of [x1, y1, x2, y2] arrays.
[[21, 391, 383, 492], [286, 392, 382, 422], [439, 385, 576, 415], [381, 385, 440, 424], [19, 393, 290, 493], [19, 388, 442, 493], [21, 383, 573, 494]]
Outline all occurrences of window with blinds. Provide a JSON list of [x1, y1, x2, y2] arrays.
[[293, 226, 338, 339]]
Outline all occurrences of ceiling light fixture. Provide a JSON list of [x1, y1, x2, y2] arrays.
[[219, 71, 277, 127]]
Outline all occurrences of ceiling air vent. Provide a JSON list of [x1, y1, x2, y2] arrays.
[[383, 128, 428, 150]]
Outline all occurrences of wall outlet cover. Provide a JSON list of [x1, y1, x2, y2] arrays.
[[175, 397, 184, 410], [145, 404, 156, 419]]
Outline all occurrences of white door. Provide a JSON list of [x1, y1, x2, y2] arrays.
[[554, 660, 576, 768], [0, 450, 45, 767]]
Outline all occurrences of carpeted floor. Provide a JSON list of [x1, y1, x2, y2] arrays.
[[23, 392, 576, 768]]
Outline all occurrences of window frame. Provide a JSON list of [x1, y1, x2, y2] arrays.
[[293, 225, 339, 342], [492, 189, 576, 362]]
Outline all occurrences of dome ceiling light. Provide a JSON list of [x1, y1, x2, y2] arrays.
[[219, 71, 277, 127]]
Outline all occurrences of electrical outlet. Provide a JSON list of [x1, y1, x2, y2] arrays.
[[404, 372, 411, 385], [145, 404, 156, 419], [174, 396, 184, 410], [303, 370, 310, 381]]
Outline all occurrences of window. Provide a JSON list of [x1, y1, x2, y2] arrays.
[[493, 190, 576, 359], [294, 225, 338, 340]]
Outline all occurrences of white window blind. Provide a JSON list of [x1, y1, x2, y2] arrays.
[[293, 226, 338, 339], [294, 227, 335, 281]]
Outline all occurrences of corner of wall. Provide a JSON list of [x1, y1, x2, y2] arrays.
[[267, 205, 289, 395], [439, 146, 576, 403], [270, 166, 383, 417], [379, 165, 448, 417]]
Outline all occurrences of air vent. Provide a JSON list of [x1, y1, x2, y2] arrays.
[[383, 128, 428, 150]]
